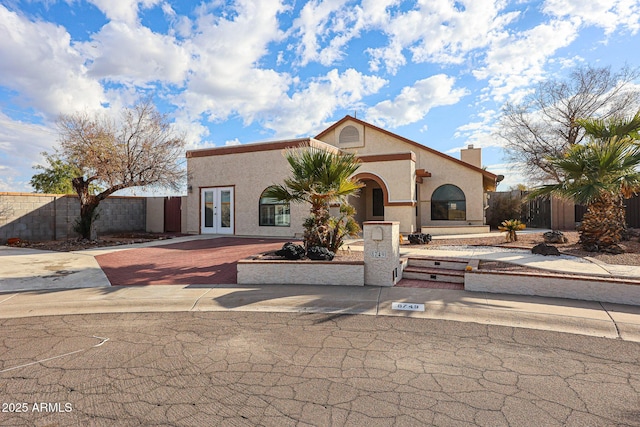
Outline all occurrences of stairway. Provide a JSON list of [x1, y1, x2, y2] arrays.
[[396, 256, 469, 289]]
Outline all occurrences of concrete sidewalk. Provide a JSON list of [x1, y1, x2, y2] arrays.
[[1, 284, 639, 342]]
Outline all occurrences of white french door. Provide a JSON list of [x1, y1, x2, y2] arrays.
[[201, 187, 234, 234]]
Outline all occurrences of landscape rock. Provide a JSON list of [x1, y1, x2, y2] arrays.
[[602, 244, 625, 254], [275, 242, 306, 260], [408, 233, 432, 245], [543, 230, 568, 244], [531, 243, 561, 256], [306, 246, 335, 261]]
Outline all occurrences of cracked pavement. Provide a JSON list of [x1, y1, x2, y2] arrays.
[[1, 312, 639, 426]]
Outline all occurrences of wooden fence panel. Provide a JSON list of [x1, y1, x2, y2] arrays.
[[164, 197, 182, 233]]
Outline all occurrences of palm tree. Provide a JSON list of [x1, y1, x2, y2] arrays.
[[530, 112, 640, 252], [264, 145, 364, 251]]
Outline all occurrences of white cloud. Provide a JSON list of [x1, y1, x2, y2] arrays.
[[367, 0, 520, 73], [260, 68, 387, 137], [485, 161, 530, 189], [225, 138, 242, 146], [0, 113, 58, 192], [366, 74, 467, 128], [179, 0, 290, 123], [83, 21, 190, 85], [451, 109, 505, 151], [473, 18, 580, 102], [543, 0, 640, 35], [291, 0, 403, 67], [87, 0, 162, 24], [0, 5, 106, 116]]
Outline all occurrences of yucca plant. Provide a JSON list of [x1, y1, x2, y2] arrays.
[[498, 219, 526, 242]]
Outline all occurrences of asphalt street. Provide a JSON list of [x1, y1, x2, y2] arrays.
[[1, 312, 639, 426]]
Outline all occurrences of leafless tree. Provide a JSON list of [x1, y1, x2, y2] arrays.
[[498, 65, 640, 183], [56, 98, 186, 239]]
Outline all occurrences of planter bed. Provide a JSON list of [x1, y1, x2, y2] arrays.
[[237, 252, 365, 286], [465, 267, 640, 306]]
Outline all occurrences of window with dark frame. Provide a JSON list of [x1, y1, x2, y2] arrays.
[[431, 184, 466, 220], [259, 191, 290, 226]]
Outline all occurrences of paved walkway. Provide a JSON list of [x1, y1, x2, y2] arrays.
[[95, 236, 295, 286]]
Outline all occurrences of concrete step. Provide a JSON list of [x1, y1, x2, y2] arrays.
[[402, 266, 465, 284], [407, 256, 469, 271], [395, 278, 464, 290]]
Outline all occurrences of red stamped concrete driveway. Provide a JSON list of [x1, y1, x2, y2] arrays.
[[95, 237, 294, 286]]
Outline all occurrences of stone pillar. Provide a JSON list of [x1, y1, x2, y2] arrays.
[[363, 221, 400, 287]]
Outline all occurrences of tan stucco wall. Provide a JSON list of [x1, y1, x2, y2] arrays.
[[551, 197, 576, 230], [318, 119, 487, 226], [181, 196, 188, 234], [356, 157, 415, 203], [146, 197, 165, 233], [186, 148, 310, 237]]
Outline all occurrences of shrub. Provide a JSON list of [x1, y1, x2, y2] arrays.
[[498, 219, 526, 242]]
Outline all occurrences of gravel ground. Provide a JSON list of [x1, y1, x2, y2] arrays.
[[423, 231, 640, 267]]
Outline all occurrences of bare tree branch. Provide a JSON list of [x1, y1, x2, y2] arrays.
[[56, 97, 187, 239], [498, 64, 640, 184]]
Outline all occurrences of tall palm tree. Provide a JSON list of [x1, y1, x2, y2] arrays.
[[264, 145, 364, 251], [530, 112, 640, 252]]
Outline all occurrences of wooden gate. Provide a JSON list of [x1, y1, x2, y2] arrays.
[[164, 197, 182, 233], [523, 196, 551, 229]]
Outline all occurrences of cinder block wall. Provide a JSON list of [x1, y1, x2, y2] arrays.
[[0, 192, 147, 243]]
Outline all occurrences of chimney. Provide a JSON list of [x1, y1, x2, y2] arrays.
[[460, 144, 481, 168]]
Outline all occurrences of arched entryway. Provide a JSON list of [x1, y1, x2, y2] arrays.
[[350, 172, 390, 225]]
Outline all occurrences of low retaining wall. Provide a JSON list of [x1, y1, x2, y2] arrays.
[[421, 225, 490, 236], [465, 270, 640, 306], [237, 259, 364, 286]]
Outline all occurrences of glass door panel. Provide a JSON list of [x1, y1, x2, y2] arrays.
[[201, 187, 234, 234]]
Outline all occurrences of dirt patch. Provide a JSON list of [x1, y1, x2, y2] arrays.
[[6, 232, 185, 252], [9, 230, 640, 267], [409, 231, 640, 267]]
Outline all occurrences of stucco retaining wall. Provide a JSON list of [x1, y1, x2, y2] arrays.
[[237, 259, 364, 286], [465, 270, 640, 306], [421, 225, 490, 235]]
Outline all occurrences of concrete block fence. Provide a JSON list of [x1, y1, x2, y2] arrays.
[[0, 192, 150, 243]]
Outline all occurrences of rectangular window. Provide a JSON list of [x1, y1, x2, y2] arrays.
[[259, 202, 290, 226]]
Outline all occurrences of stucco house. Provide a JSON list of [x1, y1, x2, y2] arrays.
[[184, 115, 498, 237]]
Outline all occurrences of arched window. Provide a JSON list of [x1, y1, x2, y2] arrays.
[[431, 184, 466, 220], [339, 125, 359, 144], [259, 190, 290, 226]]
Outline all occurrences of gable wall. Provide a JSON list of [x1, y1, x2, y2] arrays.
[[317, 121, 486, 224]]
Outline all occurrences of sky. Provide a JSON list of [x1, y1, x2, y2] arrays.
[[1, 0, 640, 195]]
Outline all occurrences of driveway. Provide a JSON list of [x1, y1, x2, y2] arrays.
[[95, 237, 294, 286]]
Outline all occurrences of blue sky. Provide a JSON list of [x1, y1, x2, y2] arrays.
[[1, 0, 640, 194]]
